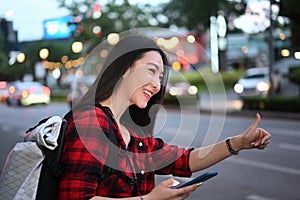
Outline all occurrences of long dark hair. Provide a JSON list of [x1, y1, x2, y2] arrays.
[[76, 35, 169, 135]]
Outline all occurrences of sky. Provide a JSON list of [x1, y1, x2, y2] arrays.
[[1, 0, 70, 41], [0, 0, 171, 42], [1, 0, 272, 42]]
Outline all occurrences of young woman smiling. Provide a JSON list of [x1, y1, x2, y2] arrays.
[[58, 35, 271, 200]]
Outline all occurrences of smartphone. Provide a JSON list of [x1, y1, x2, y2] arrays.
[[174, 171, 218, 189]]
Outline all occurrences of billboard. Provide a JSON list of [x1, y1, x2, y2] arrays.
[[43, 16, 76, 40]]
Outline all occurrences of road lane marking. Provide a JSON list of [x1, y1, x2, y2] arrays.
[[0, 124, 12, 132], [267, 127, 300, 138], [0, 124, 24, 137], [279, 143, 300, 151], [227, 157, 300, 176], [246, 194, 275, 200]]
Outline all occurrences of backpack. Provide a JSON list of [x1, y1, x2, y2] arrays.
[[0, 116, 68, 200], [0, 105, 142, 199]]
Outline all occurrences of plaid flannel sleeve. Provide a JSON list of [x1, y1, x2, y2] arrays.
[[151, 138, 193, 177]]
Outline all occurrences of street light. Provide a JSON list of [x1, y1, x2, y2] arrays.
[[38, 48, 49, 85], [16, 52, 26, 63], [107, 33, 120, 45], [72, 41, 83, 53], [39, 48, 49, 60]]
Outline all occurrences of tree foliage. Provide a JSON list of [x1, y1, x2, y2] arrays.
[[288, 66, 300, 96], [279, 0, 300, 49], [161, 0, 247, 32], [0, 33, 24, 81], [57, 0, 165, 52], [279, 0, 300, 21]]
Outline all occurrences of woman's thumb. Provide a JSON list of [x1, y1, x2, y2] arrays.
[[251, 113, 261, 129], [164, 178, 180, 187]]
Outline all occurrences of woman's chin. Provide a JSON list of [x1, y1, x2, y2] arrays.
[[136, 102, 148, 109]]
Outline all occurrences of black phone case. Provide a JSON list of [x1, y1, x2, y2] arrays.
[[175, 171, 218, 189]]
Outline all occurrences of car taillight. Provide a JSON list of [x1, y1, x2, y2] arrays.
[[43, 86, 51, 96], [0, 81, 7, 89], [22, 90, 29, 99]]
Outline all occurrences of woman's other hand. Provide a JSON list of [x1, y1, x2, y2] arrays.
[[144, 178, 200, 200]]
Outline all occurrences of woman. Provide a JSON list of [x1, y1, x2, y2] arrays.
[[59, 35, 271, 200]]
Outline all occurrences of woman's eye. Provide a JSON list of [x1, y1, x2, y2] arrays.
[[148, 68, 156, 74]]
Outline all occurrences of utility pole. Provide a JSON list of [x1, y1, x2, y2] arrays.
[[268, 0, 275, 97]]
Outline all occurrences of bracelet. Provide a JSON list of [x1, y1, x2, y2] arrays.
[[140, 196, 144, 200], [226, 137, 239, 155]]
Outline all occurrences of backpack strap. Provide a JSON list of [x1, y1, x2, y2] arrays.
[[36, 118, 68, 200]]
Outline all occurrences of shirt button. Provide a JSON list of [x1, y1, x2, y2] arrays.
[[139, 142, 143, 147], [141, 170, 145, 175]]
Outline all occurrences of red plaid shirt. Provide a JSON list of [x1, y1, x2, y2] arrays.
[[58, 104, 193, 200]]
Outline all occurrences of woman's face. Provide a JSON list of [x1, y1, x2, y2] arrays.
[[122, 51, 164, 109]]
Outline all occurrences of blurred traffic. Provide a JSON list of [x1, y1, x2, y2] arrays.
[[0, 0, 299, 109], [233, 67, 281, 98], [0, 81, 8, 102], [5, 81, 51, 106]]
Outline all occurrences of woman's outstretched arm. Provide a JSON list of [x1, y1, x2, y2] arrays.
[[189, 113, 271, 172]]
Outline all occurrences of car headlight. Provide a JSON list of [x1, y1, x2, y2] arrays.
[[234, 83, 244, 94], [256, 81, 270, 92], [188, 85, 198, 95], [169, 87, 183, 96]]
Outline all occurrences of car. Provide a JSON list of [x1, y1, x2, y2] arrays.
[[0, 81, 8, 102], [166, 81, 198, 97], [6, 81, 51, 106], [233, 67, 281, 98], [165, 69, 199, 97]]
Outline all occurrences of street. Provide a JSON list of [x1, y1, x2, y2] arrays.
[[0, 102, 299, 200]]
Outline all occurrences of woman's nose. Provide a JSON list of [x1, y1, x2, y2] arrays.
[[151, 81, 160, 91]]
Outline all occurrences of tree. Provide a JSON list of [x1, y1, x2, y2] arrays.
[[279, 0, 300, 50], [0, 33, 25, 81], [161, 0, 247, 33], [57, 0, 165, 52], [288, 66, 300, 97]]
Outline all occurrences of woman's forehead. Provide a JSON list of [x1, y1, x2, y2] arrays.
[[135, 51, 164, 70]]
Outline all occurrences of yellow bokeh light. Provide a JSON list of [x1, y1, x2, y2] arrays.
[[61, 55, 69, 63], [72, 41, 83, 53], [186, 35, 196, 43], [39, 48, 49, 60], [16, 52, 26, 63], [294, 52, 300, 60], [281, 49, 290, 57], [107, 33, 120, 45], [172, 61, 181, 71]]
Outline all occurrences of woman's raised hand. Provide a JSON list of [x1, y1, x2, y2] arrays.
[[235, 113, 272, 151]]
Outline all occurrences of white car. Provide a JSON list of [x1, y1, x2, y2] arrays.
[[234, 67, 281, 97], [166, 69, 198, 97], [6, 81, 51, 106]]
